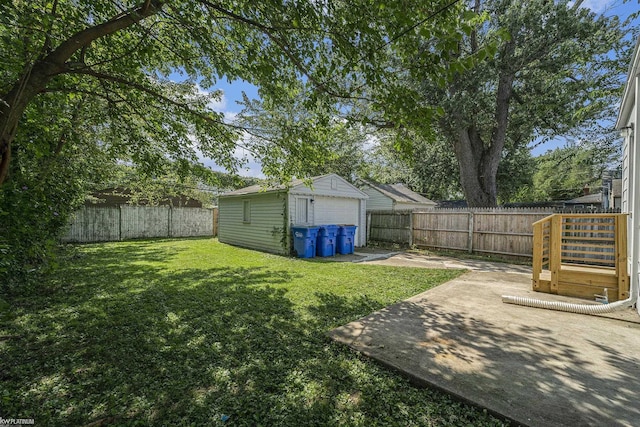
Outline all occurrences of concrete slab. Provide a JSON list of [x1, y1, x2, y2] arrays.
[[363, 251, 533, 274], [329, 270, 640, 427]]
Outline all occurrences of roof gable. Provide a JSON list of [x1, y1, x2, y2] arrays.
[[360, 181, 435, 204], [290, 173, 368, 199], [220, 174, 367, 199]]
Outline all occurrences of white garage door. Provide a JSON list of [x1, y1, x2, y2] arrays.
[[313, 196, 360, 245]]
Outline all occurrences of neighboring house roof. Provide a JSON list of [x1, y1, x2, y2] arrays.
[[221, 182, 291, 196], [503, 201, 565, 209], [360, 181, 436, 205], [221, 173, 368, 198], [565, 193, 602, 204]]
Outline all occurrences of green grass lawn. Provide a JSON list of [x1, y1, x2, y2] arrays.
[[0, 238, 506, 426]]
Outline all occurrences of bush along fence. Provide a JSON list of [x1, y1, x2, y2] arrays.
[[366, 207, 620, 259], [62, 206, 218, 243]]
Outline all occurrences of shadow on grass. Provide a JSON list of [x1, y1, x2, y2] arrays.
[[0, 242, 503, 426]]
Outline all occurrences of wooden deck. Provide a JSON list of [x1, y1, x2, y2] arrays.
[[532, 214, 629, 302]]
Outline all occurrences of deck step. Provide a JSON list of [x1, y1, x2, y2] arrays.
[[534, 264, 625, 302]]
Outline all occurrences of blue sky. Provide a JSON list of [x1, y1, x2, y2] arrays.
[[528, 0, 640, 156], [199, 0, 640, 177]]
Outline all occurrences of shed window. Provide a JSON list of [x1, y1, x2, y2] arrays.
[[243, 200, 251, 223]]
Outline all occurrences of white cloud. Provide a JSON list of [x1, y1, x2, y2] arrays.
[[208, 95, 227, 112], [188, 86, 265, 178], [568, 0, 617, 13], [192, 130, 265, 179], [194, 84, 227, 112]]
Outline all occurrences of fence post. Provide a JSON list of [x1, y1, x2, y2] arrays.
[[615, 214, 629, 300], [532, 222, 542, 290], [168, 205, 172, 237], [118, 205, 122, 241], [408, 212, 413, 247], [549, 214, 562, 294], [366, 211, 371, 244], [467, 212, 474, 254]]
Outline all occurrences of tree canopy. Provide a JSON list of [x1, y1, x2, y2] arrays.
[[0, 0, 469, 285], [519, 140, 621, 202], [0, 0, 468, 186], [234, 0, 633, 207], [355, 0, 632, 206]]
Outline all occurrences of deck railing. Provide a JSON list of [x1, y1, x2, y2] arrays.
[[532, 213, 629, 300]]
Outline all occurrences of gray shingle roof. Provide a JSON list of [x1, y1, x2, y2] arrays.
[[566, 193, 602, 204], [362, 181, 435, 204], [220, 174, 331, 197]]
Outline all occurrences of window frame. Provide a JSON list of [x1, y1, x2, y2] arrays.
[[242, 199, 251, 223]]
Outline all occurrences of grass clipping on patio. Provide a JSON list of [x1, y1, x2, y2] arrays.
[[0, 238, 506, 426]]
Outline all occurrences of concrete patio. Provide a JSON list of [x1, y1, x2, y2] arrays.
[[329, 255, 640, 426]]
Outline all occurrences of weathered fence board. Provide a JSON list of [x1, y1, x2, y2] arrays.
[[367, 211, 412, 244], [368, 208, 555, 258], [171, 207, 214, 237], [471, 212, 548, 257], [64, 206, 120, 243], [413, 212, 469, 251], [62, 206, 217, 243], [121, 206, 169, 240]]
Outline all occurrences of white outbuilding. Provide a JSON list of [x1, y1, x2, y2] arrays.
[[218, 174, 368, 255]]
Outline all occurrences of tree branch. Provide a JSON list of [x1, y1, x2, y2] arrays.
[[199, 1, 350, 99], [67, 69, 263, 136], [40, 87, 124, 104], [41, 0, 59, 55], [43, 1, 164, 75]]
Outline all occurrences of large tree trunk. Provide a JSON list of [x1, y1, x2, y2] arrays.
[[453, 126, 499, 207], [452, 53, 515, 208]]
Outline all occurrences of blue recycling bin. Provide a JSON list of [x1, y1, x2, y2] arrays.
[[337, 225, 357, 255], [291, 226, 319, 258], [316, 224, 338, 257]]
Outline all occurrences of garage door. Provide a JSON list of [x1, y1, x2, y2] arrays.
[[313, 196, 360, 245]]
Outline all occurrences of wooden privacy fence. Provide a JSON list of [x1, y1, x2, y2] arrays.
[[367, 209, 555, 258], [62, 206, 218, 243]]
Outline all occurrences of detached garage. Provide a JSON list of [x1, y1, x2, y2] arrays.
[[218, 174, 368, 255]]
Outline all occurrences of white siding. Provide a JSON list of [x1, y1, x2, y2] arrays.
[[362, 186, 394, 210], [622, 103, 635, 214], [617, 37, 640, 314], [218, 192, 287, 254], [291, 174, 368, 199], [314, 196, 359, 224], [288, 174, 367, 246], [622, 82, 639, 282], [289, 195, 364, 246]]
